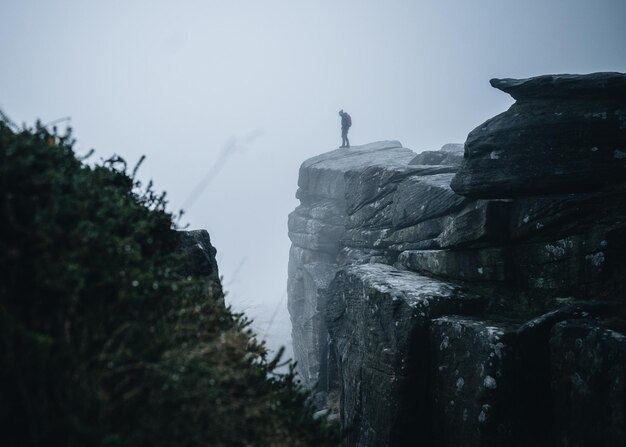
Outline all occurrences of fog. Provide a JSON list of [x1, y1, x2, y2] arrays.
[[2, 0, 625, 359]]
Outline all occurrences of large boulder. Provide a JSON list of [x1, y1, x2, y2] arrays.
[[392, 174, 469, 228], [430, 316, 519, 447], [345, 165, 456, 232], [325, 264, 484, 446], [451, 72, 626, 198]]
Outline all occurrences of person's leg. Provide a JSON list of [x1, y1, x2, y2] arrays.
[[341, 129, 347, 147], [345, 131, 350, 148]]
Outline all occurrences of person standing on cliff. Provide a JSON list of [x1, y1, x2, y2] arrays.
[[339, 109, 351, 148]]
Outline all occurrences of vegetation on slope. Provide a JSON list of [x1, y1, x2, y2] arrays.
[[0, 117, 338, 447]]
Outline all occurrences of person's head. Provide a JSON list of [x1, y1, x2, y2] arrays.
[[338, 110, 343, 116]]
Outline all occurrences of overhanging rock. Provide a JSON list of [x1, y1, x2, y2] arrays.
[[451, 72, 626, 198], [288, 74, 626, 446]]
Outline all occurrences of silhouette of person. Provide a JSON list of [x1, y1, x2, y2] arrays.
[[339, 110, 351, 148]]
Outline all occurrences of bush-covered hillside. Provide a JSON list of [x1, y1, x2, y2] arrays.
[[0, 118, 339, 447]]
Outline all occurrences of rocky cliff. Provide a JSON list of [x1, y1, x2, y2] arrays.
[[287, 72, 626, 446]]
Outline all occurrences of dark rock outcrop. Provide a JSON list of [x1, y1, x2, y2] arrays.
[[451, 72, 626, 198], [550, 319, 626, 447], [430, 317, 519, 447], [177, 230, 221, 283], [288, 73, 626, 446], [177, 230, 224, 303], [326, 264, 483, 446]]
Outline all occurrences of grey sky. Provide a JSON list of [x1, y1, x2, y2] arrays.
[[2, 0, 625, 357]]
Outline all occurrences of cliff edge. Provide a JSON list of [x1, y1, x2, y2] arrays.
[[287, 73, 626, 446]]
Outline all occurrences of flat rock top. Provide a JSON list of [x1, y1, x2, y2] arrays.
[[344, 263, 470, 308], [491, 72, 626, 100], [301, 141, 415, 173]]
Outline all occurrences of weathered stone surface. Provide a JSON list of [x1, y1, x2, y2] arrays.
[[398, 248, 511, 283], [288, 247, 336, 300], [511, 227, 626, 299], [346, 195, 396, 232], [288, 142, 479, 388], [437, 200, 511, 248], [392, 174, 468, 228], [451, 72, 626, 198], [491, 72, 626, 101], [336, 246, 396, 267], [291, 197, 347, 226], [513, 302, 625, 445], [289, 262, 338, 386], [509, 190, 626, 242], [388, 238, 441, 252], [344, 228, 393, 250], [386, 217, 449, 250], [298, 141, 415, 200], [400, 222, 626, 303], [288, 245, 336, 275], [176, 230, 222, 293], [344, 165, 457, 233], [429, 304, 626, 447], [440, 143, 465, 154], [344, 164, 457, 217], [550, 319, 626, 447], [288, 244, 341, 387], [325, 264, 484, 446], [409, 151, 463, 166], [430, 316, 519, 447], [289, 142, 423, 387], [409, 143, 465, 166], [288, 210, 345, 253], [288, 198, 347, 255], [175, 231, 226, 326]]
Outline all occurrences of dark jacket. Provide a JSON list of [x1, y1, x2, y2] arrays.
[[341, 113, 351, 129]]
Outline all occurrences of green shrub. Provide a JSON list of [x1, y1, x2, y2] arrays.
[[0, 118, 339, 447]]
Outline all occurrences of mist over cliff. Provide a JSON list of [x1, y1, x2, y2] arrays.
[[2, 1, 625, 365], [2, 2, 626, 446], [287, 72, 626, 446]]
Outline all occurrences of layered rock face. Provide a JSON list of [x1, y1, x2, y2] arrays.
[[451, 72, 626, 198], [287, 73, 626, 446], [289, 141, 414, 386]]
